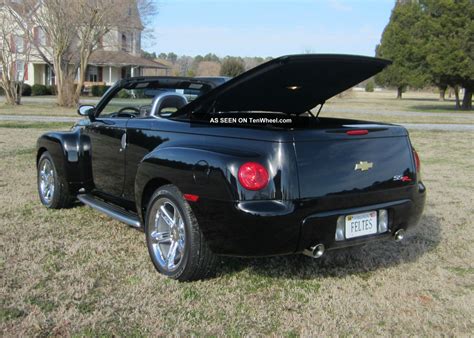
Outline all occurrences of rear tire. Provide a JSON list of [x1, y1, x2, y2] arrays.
[[145, 184, 216, 281], [37, 151, 74, 209]]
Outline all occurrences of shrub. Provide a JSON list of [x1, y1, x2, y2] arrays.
[[117, 89, 130, 99], [365, 80, 375, 92], [220, 57, 245, 77], [21, 83, 31, 96], [32, 84, 51, 96], [91, 85, 110, 97], [47, 85, 57, 95]]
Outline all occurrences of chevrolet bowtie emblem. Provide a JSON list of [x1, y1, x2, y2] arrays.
[[354, 161, 373, 171]]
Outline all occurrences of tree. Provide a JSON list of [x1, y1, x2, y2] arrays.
[[142, 50, 157, 60], [196, 61, 221, 76], [202, 53, 219, 63], [0, 3, 31, 105], [220, 57, 245, 77], [419, 0, 473, 110], [365, 80, 375, 92], [166, 52, 178, 64], [375, 1, 428, 99], [13, 0, 156, 107], [175, 55, 193, 76]]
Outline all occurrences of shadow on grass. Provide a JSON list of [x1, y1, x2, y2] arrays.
[[215, 214, 441, 280]]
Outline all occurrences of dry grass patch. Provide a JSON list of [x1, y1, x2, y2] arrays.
[[1, 127, 473, 336]]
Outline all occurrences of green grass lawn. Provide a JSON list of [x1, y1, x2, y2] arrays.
[[0, 121, 473, 335]]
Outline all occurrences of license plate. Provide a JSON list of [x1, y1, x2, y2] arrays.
[[345, 211, 377, 239]]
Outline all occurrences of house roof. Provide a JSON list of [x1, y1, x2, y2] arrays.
[[89, 51, 170, 69]]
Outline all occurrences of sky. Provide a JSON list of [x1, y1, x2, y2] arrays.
[[146, 0, 395, 58]]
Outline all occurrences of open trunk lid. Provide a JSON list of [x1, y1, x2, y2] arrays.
[[181, 54, 391, 114]]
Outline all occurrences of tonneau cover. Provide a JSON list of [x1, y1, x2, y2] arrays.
[[181, 54, 391, 114]]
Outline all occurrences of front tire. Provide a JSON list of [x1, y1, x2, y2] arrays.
[[145, 185, 216, 281], [37, 151, 73, 209]]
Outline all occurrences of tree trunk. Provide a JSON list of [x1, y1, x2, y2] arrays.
[[397, 86, 403, 99], [438, 85, 447, 101], [54, 56, 78, 107], [73, 53, 91, 104], [461, 87, 472, 110], [454, 86, 460, 109]]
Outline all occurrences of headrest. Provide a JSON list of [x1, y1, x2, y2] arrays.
[[151, 92, 188, 117]]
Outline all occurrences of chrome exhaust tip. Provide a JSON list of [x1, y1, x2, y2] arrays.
[[303, 244, 325, 258], [394, 229, 405, 242]]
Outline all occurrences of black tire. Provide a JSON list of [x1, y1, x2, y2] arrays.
[[37, 151, 74, 209], [145, 184, 217, 281]]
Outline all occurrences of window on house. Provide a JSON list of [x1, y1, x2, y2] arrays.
[[14, 36, 24, 53], [37, 28, 46, 45], [121, 33, 130, 52], [16, 61, 24, 80], [88, 66, 98, 82]]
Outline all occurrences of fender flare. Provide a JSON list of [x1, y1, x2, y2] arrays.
[[36, 128, 92, 192], [134, 145, 253, 217]]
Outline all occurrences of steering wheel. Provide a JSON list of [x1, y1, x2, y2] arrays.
[[118, 106, 140, 113]]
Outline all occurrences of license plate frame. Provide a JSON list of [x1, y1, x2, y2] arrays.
[[345, 211, 378, 239]]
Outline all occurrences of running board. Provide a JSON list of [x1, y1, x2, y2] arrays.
[[77, 194, 141, 228]]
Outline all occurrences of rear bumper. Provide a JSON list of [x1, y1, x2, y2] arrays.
[[192, 182, 426, 256]]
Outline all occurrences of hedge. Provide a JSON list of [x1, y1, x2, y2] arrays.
[[21, 84, 31, 96], [91, 85, 110, 97], [32, 84, 51, 96]]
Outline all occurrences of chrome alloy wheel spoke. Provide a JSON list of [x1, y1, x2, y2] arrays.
[[40, 160, 54, 203], [167, 240, 179, 269], [150, 230, 171, 244], [149, 199, 186, 272]]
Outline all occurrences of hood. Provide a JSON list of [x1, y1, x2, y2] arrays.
[[181, 54, 391, 114]]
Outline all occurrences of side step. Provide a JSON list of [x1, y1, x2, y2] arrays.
[[77, 194, 141, 228]]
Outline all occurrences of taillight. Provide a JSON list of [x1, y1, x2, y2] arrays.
[[413, 149, 421, 172], [238, 162, 269, 191], [346, 129, 369, 135]]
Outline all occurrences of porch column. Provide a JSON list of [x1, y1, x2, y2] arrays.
[[131, 66, 134, 77], [109, 66, 112, 84]]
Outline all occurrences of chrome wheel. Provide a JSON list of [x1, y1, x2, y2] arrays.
[[148, 198, 186, 272], [39, 159, 55, 204]]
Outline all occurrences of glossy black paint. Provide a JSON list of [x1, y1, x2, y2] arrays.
[[84, 118, 128, 196], [36, 67, 426, 257]]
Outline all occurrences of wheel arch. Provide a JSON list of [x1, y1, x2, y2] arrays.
[[139, 177, 173, 223], [36, 147, 48, 165]]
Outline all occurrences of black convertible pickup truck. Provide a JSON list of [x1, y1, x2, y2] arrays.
[[36, 54, 426, 281]]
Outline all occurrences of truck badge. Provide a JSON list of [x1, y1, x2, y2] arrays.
[[354, 161, 373, 171]]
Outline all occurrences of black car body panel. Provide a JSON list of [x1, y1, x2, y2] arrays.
[[36, 54, 425, 258]]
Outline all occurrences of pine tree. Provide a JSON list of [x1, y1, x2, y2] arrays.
[[375, 1, 428, 99]]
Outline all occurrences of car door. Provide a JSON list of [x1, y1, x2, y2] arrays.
[[84, 117, 128, 197]]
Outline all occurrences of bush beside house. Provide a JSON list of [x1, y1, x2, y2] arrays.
[[32, 84, 51, 96], [91, 85, 110, 97]]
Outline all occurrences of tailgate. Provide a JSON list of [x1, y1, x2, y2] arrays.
[[294, 130, 416, 199]]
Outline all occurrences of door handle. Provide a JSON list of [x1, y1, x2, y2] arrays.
[[120, 133, 127, 152]]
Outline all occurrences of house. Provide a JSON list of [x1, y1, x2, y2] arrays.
[[2, 1, 169, 89]]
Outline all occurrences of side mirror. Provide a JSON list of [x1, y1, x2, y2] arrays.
[[78, 105, 95, 117]]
